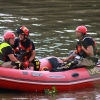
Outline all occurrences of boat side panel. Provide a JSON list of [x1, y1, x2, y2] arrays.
[[0, 79, 96, 92]]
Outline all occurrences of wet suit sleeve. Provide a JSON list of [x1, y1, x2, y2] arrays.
[[2, 46, 13, 55], [31, 41, 35, 50], [82, 38, 94, 48]]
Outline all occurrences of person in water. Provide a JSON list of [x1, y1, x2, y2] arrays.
[[0, 31, 21, 68], [12, 26, 40, 71], [62, 25, 98, 69]]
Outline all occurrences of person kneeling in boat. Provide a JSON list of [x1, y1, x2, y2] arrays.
[[0, 32, 21, 68], [12, 26, 40, 71], [62, 25, 98, 69]]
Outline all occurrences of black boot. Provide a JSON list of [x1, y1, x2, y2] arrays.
[[32, 59, 40, 71], [11, 61, 22, 69]]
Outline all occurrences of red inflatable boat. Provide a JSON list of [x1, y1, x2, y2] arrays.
[[0, 56, 100, 92]]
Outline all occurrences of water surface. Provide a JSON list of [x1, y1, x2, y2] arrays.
[[0, 0, 100, 99]]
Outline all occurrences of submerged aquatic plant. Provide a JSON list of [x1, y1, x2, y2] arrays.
[[44, 86, 58, 94]]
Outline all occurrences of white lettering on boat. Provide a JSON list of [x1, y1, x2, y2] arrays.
[[23, 71, 28, 75], [31, 72, 42, 77], [48, 75, 65, 78]]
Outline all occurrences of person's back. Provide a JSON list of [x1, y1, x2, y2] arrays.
[[0, 31, 21, 68], [0, 42, 12, 62]]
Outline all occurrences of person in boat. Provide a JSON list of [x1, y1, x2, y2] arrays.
[[12, 26, 40, 71], [0, 31, 21, 68], [62, 25, 99, 69]]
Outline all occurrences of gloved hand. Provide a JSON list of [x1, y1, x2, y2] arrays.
[[11, 61, 21, 69], [23, 61, 30, 68]]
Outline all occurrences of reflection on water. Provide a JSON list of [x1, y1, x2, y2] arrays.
[[0, 0, 100, 99], [1, 88, 100, 100]]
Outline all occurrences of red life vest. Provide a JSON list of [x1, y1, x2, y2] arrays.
[[19, 41, 32, 52], [19, 41, 32, 61]]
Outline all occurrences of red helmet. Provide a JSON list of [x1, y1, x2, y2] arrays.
[[76, 26, 87, 34], [4, 32, 15, 40], [20, 26, 29, 36]]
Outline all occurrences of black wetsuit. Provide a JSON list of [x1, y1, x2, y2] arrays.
[[76, 36, 95, 58]]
